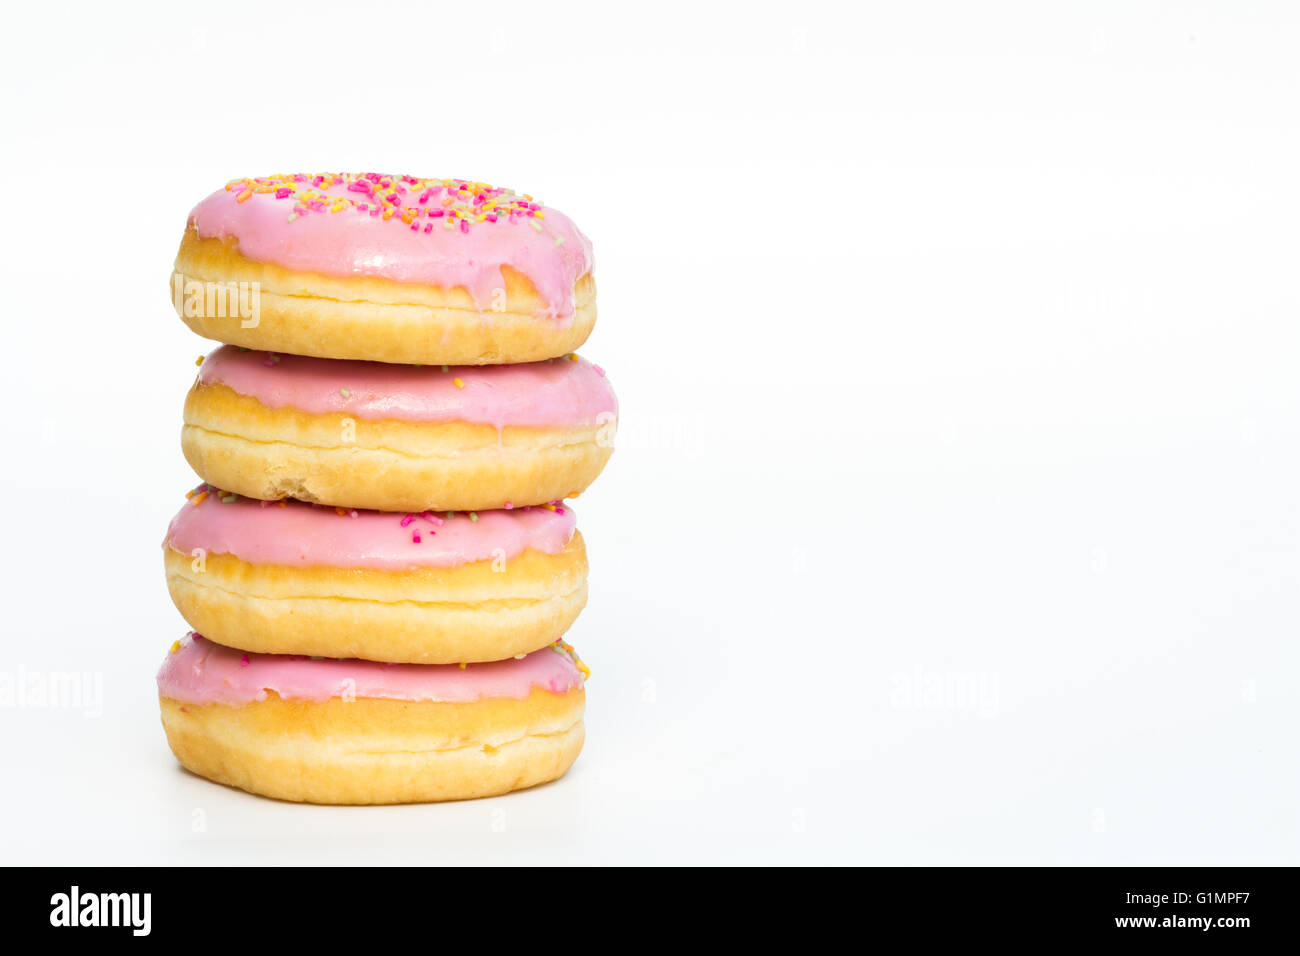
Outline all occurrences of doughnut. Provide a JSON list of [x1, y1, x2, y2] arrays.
[[164, 490, 587, 664], [171, 174, 595, 365], [157, 633, 588, 804], [181, 345, 617, 512]]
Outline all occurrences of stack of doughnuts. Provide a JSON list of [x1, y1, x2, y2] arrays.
[[157, 174, 616, 804]]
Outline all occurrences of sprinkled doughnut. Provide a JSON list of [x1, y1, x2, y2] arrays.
[[171, 174, 596, 365], [157, 634, 588, 804], [163, 490, 587, 664], [181, 345, 617, 512]]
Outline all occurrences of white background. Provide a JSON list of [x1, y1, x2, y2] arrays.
[[1, 1, 1297, 864]]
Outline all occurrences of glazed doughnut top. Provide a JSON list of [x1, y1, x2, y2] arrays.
[[158, 633, 587, 705], [165, 489, 577, 570], [196, 346, 617, 429], [188, 173, 593, 317]]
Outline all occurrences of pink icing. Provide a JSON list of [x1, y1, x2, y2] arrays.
[[157, 634, 585, 705], [164, 495, 576, 570], [187, 174, 593, 318], [197, 345, 617, 429]]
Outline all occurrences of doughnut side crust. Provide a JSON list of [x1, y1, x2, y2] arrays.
[[172, 230, 597, 365], [181, 383, 615, 511], [164, 534, 588, 663], [159, 687, 585, 804]]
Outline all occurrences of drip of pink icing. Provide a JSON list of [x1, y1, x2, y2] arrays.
[[187, 175, 593, 318], [197, 346, 617, 428], [164, 496, 576, 570], [157, 634, 584, 705]]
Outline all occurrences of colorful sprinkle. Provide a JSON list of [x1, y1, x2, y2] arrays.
[[219, 174, 547, 237], [553, 640, 590, 680]]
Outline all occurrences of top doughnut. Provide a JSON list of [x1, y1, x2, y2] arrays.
[[171, 173, 596, 365]]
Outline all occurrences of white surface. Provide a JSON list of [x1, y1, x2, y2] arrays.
[[1, 1, 1297, 865]]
